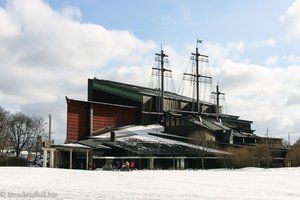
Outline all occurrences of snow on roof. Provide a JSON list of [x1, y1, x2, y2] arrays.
[[120, 134, 227, 155], [95, 124, 228, 155], [58, 143, 91, 149], [92, 124, 164, 139]]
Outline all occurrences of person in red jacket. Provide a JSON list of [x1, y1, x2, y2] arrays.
[[129, 160, 135, 171]]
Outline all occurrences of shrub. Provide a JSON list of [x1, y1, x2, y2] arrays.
[[251, 145, 272, 168], [220, 145, 272, 168], [285, 145, 300, 167], [0, 156, 28, 166], [221, 147, 254, 168]]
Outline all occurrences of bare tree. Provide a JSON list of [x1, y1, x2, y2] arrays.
[[294, 138, 300, 146], [285, 138, 300, 167], [0, 107, 9, 151], [189, 129, 215, 169], [282, 140, 290, 148], [7, 113, 37, 157], [31, 116, 47, 163], [26, 117, 46, 150]]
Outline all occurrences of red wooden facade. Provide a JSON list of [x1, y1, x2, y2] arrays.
[[66, 98, 138, 142], [66, 100, 90, 142]]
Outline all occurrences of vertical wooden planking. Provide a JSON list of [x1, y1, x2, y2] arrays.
[[66, 99, 138, 142]]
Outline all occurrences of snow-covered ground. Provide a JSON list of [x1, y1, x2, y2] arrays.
[[0, 167, 300, 200]]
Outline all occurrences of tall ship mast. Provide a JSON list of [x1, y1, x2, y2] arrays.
[[149, 40, 225, 121]]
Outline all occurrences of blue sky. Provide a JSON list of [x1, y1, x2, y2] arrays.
[[0, 0, 300, 143], [45, 0, 296, 65], [47, 0, 289, 41]]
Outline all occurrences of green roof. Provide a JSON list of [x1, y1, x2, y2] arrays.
[[91, 79, 143, 102], [89, 78, 214, 105]]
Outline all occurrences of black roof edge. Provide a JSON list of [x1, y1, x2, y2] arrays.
[[65, 96, 138, 109]]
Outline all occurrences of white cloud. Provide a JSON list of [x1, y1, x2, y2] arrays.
[[262, 54, 300, 66], [0, 0, 156, 143], [209, 47, 300, 139], [265, 56, 279, 66], [248, 39, 276, 49], [201, 39, 277, 65], [287, 55, 300, 63], [227, 41, 246, 53], [203, 42, 229, 63], [61, 5, 82, 21], [280, 0, 300, 40], [223, 39, 276, 56]]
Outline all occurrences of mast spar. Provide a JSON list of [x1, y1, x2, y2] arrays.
[[212, 84, 225, 119], [183, 39, 212, 115], [153, 47, 171, 115]]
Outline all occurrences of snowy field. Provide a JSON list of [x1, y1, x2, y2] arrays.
[[0, 167, 300, 200]]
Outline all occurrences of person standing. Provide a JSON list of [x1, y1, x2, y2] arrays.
[[129, 160, 135, 171]]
